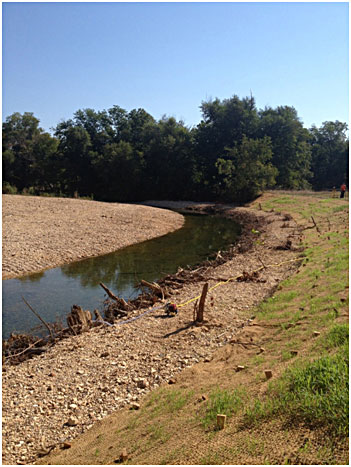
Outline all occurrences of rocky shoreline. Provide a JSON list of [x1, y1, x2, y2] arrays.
[[2, 201, 303, 465]]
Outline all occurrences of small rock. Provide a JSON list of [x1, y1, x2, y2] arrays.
[[168, 378, 176, 385], [264, 370, 273, 379], [100, 352, 109, 358], [236, 365, 245, 372], [129, 403, 140, 410], [62, 442, 72, 450], [313, 331, 320, 337], [66, 416, 78, 426]]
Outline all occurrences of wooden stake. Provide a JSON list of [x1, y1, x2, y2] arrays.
[[216, 414, 226, 430], [197, 283, 208, 322]]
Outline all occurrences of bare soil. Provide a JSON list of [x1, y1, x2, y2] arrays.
[[2, 196, 304, 465], [2, 195, 184, 279]]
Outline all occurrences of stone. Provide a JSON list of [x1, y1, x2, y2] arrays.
[[62, 442, 72, 450], [66, 416, 78, 426], [264, 370, 273, 379], [137, 379, 147, 390], [313, 331, 320, 337], [129, 403, 140, 410], [236, 365, 245, 372], [168, 378, 176, 385]]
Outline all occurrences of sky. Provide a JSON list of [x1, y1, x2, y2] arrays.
[[2, 2, 349, 133]]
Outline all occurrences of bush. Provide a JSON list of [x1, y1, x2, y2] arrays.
[[2, 182, 18, 194]]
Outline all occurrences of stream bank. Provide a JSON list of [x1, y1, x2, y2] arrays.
[[2, 201, 303, 465]]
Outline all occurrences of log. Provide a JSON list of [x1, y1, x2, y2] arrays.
[[100, 282, 120, 301], [140, 280, 162, 293], [140, 280, 165, 300]]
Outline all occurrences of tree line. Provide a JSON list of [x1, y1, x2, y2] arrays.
[[3, 94, 349, 203]]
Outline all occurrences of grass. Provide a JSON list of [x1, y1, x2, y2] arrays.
[[200, 387, 244, 429], [244, 336, 349, 437]]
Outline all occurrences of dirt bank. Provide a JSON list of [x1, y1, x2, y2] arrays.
[[2, 195, 184, 279], [2, 198, 303, 465]]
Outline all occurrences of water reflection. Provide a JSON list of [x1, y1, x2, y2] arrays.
[[3, 214, 240, 337]]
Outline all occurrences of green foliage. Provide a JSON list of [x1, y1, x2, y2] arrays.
[[310, 121, 349, 190], [3, 97, 348, 201], [215, 136, 277, 201], [2, 182, 18, 194]]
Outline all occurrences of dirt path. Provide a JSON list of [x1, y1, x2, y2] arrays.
[[2, 199, 303, 465], [2, 195, 184, 279]]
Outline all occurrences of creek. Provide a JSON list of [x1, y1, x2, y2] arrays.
[[2, 213, 240, 338]]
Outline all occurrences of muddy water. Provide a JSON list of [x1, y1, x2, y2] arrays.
[[2, 214, 240, 337]]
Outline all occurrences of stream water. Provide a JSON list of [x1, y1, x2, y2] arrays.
[[2, 213, 240, 338]]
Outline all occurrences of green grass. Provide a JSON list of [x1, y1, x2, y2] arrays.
[[244, 345, 349, 437], [324, 324, 349, 349], [200, 387, 244, 429], [146, 388, 194, 416]]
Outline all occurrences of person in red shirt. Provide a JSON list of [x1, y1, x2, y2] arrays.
[[340, 183, 347, 198]]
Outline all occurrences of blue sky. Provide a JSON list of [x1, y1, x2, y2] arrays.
[[2, 2, 349, 133]]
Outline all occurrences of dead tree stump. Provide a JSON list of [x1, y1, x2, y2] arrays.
[[67, 305, 92, 333]]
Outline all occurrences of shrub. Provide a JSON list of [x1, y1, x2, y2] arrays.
[[2, 182, 17, 194]]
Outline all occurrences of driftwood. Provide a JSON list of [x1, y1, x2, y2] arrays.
[[66, 305, 92, 333], [140, 280, 166, 300], [100, 282, 132, 311], [22, 297, 54, 340]]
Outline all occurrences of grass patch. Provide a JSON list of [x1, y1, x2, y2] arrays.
[[200, 386, 244, 429], [325, 323, 349, 349], [244, 348, 349, 437]]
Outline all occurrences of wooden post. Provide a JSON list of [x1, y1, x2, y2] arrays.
[[216, 414, 226, 430], [197, 283, 208, 322]]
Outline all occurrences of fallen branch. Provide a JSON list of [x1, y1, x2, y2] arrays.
[[100, 282, 120, 301], [22, 297, 54, 340], [5, 338, 45, 360], [311, 216, 321, 234]]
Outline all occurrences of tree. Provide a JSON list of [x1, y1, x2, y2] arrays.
[[309, 121, 349, 189], [258, 106, 312, 189], [215, 136, 277, 201], [194, 95, 259, 198], [54, 122, 95, 196], [142, 116, 196, 199], [2, 112, 43, 189], [93, 141, 144, 201]]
